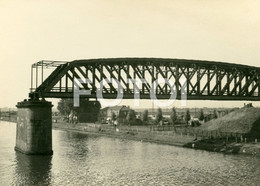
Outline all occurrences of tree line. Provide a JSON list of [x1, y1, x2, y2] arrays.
[[109, 107, 218, 126]]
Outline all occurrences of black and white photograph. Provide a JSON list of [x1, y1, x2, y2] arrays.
[[1, 1, 260, 185]]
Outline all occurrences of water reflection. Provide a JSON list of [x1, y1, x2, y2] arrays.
[[54, 130, 95, 159], [14, 152, 52, 185]]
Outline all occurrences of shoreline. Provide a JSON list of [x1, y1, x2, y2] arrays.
[[52, 122, 194, 147], [53, 123, 260, 157], [3, 120, 260, 156], [53, 122, 260, 157]]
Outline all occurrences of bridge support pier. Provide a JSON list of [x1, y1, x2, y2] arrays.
[[15, 100, 53, 155]]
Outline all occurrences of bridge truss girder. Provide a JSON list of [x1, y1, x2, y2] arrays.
[[30, 58, 260, 101]]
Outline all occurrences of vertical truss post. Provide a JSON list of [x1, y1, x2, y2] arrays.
[[85, 66, 88, 89], [245, 75, 249, 96], [59, 79, 62, 92], [227, 72, 230, 95], [219, 71, 222, 95], [207, 69, 210, 95], [65, 73, 68, 92], [239, 73, 242, 95], [142, 64, 145, 94], [187, 67, 190, 95], [118, 65, 121, 92], [234, 74, 237, 96], [92, 66, 95, 90], [72, 67, 75, 93], [31, 65, 33, 92], [165, 65, 168, 93], [133, 65, 137, 80], [176, 65, 179, 94], [216, 71, 219, 95], [197, 67, 200, 95], [36, 65, 38, 88], [155, 65, 158, 95], [127, 64, 130, 93]]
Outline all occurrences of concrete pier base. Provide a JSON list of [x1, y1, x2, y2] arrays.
[[15, 100, 53, 155]]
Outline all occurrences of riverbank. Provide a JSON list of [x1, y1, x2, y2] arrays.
[[52, 122, 260, 157], [52, 122, 195, 147], [3, 119, 260, 156], [184, 138, 260, 156]]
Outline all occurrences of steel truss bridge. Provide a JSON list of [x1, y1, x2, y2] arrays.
[[29, 58, 260, 101]]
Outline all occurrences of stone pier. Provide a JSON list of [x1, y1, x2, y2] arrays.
[[15, 100, 53, 155]]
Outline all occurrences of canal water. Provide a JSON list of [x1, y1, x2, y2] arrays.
[[1, 121, 260, 186]]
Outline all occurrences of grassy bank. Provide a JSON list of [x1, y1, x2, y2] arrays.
[[53, 122, 195, 147], [198, 107, 260, 135]]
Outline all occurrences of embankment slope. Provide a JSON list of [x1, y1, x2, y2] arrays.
[[199, 107, 260, 136], [185, 107, 260, 155]]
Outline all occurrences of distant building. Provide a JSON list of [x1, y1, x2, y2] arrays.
[[99, 105, 131, 124]]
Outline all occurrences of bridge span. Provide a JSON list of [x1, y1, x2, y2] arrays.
[[30, 58, 260, 101]]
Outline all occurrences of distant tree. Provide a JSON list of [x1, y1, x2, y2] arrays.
[[185, 109, 191, 125], [57, 98, 101, 123], [199, 109, 205, 121], [170, 107, 178, 125], [141, 109, 149, 124], [213, 109, 218, 119], [57, 99, 73, 118], [111, 112, 117, 122], [126, 109, 136, 125], [156, 108, 163, 124]]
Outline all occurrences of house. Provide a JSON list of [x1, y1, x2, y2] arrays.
[[98, 105, 131, 124]]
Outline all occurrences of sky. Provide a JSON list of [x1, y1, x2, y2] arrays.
[[1, 0, 260, 109]]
